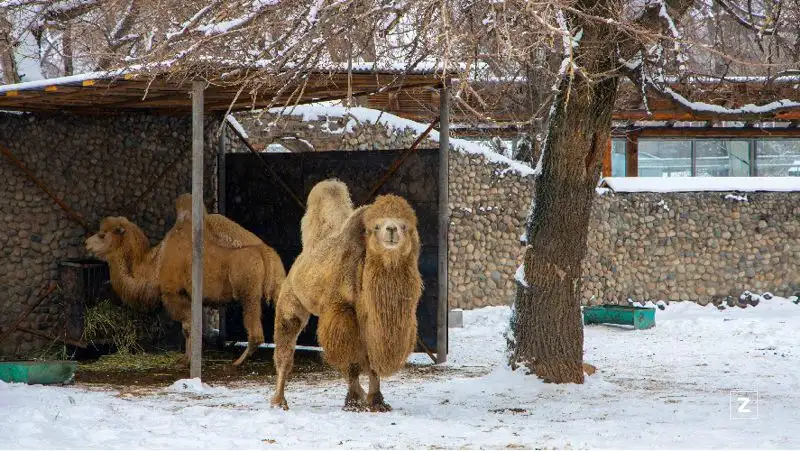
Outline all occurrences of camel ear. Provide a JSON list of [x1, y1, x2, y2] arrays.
[[114, 227, 126, 235]]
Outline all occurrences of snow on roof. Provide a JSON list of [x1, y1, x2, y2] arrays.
[[603, 177, 800, 193], [0, 69, 127, 94], [0, 61, 443, 95], [268, 102, 535, 176]]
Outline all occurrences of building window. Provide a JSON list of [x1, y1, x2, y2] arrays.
[[611, 138, 626, 177], [756, 140, 800, 176], [695, 140, 750, 177], [638, 139, 692, 177], [631, 138, 800, 177]]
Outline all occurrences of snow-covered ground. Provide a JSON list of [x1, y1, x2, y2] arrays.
[[3, 300, 799, 449]]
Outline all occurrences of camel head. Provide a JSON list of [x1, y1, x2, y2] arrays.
[[85, 216, 149, 261], [363, 194, 419, 264], [175, 193, 209, 223]]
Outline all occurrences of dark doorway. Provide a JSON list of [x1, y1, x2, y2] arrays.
[[221, 149, 441, 351]]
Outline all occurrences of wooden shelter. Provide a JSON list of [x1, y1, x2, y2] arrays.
[[0, 66, 452, 377]]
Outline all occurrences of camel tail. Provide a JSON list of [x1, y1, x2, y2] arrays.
[[259, 245, 286, 305]]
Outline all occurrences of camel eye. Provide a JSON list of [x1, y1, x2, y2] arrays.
[[98, 233, 106, 239], [401, 224, 407, 231], [374, 224, 380, 231]]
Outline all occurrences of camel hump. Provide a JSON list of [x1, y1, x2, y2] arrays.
[[301, 179, 354, 250]]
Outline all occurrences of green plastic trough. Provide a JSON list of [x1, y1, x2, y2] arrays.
[[0, 360, 77, 385], [583, 305, 656, 330]]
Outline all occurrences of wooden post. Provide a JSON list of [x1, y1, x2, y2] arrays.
[[626, 132, 639, 177], [216, 126, 227, 349], [190, 80, 205, 379], [436, 83, 449, 364], [602, 137, 612, 177]]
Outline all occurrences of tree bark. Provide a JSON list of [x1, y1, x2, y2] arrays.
[[0, 14, 20, 84], [511, 3, 618, 384], [62, 24, 74, 76], [511, 0, 695, 383]]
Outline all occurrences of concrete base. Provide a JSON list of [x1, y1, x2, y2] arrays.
[[448, 309, 463, 328]]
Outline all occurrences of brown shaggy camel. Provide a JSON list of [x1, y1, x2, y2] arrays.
[[85, 216, 163, 310], [158, 194, 285, 366], [271, 179, 422, 412], [86, 197, 285, 366]]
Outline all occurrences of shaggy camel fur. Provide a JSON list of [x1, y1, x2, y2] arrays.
[[85, 216, 163, 310], [174, 193, 286, 300], [271, 179, 422, 412], [158, 195, 285, 366], [86, 198, 285, 366]]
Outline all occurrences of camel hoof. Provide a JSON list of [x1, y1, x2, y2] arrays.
[[366, 392, 392, 412], [342, 392, 366, 412], [366, 401, 392, 412], [342, 403, 365, 412], [270, 396, 289, 411]]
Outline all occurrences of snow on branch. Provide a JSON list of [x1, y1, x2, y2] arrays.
[[34, 0, 102, 28], [196, 0, 279, 36], [106, 0, 140, 49], [657, 0, 680, 39], [165, 1, 223, 40], [714, 0, 776, 35]]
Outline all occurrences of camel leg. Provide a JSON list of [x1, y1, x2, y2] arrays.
[[232, 286, 265, 367], [180, 322, 191, 367], [163, 293, 191, 368], [317, 303, 368, 411], [366, 370, 392, 412], [270, 290, 309, 410], [343, 363, 366, 411]]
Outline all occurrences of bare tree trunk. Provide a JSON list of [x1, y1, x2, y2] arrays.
[[0, 14, 20, 84], [63, 25, 74, 76], [510, 4, 618, 384]]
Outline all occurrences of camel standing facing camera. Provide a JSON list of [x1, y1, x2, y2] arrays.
[[271, 179, 422, 412]]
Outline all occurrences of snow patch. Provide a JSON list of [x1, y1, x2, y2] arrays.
[[724, 194, 749, 202], [514, 263, 528, 287], [4, 305, 800, 448], [603, 177, 800, 193], [166, 378, 216, 394]]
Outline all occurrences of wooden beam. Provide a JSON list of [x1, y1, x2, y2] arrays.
[[190, 80, 205, 379], [614, 109, 800, 122], [602, 137, 612, 177], [635, 127, 800, 138], [626, 132, 639, 177], [436, 83, 449, 364]]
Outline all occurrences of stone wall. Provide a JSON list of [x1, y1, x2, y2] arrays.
[[582, 191, 800, 304], [0, 112, 237, 357], [448, 152, 531, 309], [234, 111, 438, 152]]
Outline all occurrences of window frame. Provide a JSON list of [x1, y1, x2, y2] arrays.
[[636, 137, 758, 177]]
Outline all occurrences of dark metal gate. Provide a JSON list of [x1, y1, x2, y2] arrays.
[[221, 149, 441, 351]]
